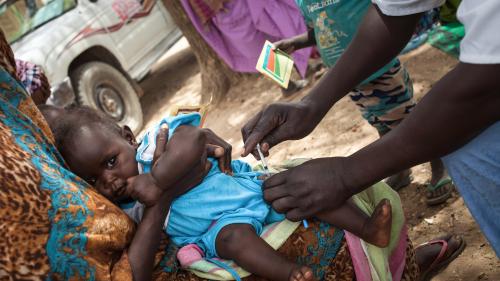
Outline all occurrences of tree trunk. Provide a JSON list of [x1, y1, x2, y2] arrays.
[[162, 0, 241, 104]]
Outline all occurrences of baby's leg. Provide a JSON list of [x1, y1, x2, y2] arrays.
[[216, 224, 314, 281], [316, 199, 392, 247]]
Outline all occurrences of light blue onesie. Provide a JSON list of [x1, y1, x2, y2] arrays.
[[122, 113, 285, 258]]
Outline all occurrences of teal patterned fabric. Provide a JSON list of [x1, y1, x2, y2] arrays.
[[0, 59, 136, 279]]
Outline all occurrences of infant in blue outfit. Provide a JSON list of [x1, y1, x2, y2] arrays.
[[129, 113, 285, 258], [43, 106, 393, 281]]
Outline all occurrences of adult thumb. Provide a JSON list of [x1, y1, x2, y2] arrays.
[[153, 123, 169, 165], [242, 114, 278, 157]]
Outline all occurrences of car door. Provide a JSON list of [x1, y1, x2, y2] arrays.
[[88, 0, 172, 71]]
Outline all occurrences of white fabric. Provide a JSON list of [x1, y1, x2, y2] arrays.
[[372, 0, 500, 64], [137, 131, 156, 174], [121, 187, 171, 230], [371, 0, 444, 16], [457, 0, 500, 64], [122, 201, 144, 224]]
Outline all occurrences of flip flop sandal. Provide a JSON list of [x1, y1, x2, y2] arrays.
[[386, 174, 414, 191], [417, 235, 466, 281], [426, 177, 453, 206]]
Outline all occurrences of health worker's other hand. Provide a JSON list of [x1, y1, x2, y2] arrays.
[[202, 128, 233, 174], [263, 157, 353, 221], [273, 38, 297, 54], [241, 101, 321, 159]]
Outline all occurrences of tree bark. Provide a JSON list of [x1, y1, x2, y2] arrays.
[[162, 0, 241, 104]]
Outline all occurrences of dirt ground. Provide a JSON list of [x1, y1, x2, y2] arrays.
[[140, 38, 499, 280]]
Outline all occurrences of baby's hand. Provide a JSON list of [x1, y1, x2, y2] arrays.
[[128, 174, 163, 207]]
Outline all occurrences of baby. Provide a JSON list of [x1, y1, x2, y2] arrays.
[[42, 106, 392, 281]]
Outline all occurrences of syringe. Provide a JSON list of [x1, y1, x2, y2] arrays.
[[255, 143, 308, 228]]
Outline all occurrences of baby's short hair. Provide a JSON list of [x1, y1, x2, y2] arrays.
[[40, 105, 121, 158]]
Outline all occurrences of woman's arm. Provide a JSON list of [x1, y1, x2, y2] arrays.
[[151, 125, 208, 189], [126, 129, 212, 280], [273, 28, 316, 54], [241, 6, 421, 157], [127, 188, 171, 281], [151, 125, 234, 188], [303, 6, 421, 115], [343, 63, 500, 194]]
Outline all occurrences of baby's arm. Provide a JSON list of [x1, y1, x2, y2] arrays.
[[151, 125, 208, 190]]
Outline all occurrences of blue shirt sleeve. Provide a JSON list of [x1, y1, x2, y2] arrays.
[[136, 113, 202, 172]]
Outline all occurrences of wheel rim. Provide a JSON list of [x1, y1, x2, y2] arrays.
[[94, 83, 125, 121]]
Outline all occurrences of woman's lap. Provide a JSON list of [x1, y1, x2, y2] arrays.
[[153, 220, 419, 281]]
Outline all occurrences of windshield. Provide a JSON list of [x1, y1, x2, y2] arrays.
[[0, 0, 77, 43]]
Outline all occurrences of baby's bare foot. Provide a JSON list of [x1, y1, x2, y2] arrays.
[[362, 199, 392, 247], [289, 266, 315, 281]]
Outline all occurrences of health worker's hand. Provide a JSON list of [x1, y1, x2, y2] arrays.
[[241, 101, 322, 159], [263, 157, 354, 221]]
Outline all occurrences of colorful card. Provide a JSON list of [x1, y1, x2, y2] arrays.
[[256, 41, 294, 89]]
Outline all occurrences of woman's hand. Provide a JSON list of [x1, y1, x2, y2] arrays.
[[262, 157, 354, 221], [273, 29, 316, 54], [202, 128, 233, 174], [241, 101, 324, 159], [127, 174, 162, 207], [168, 156, 210, 198], [151, 125, 211, 195], [154, 125, 232, 175], [31, 71, 51, 105], [130, 159, 210, 207], [273, 38, 298, 54]]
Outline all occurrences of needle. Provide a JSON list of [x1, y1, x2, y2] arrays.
[[255, 143, 308, 228], [256, 143, 270, 177]]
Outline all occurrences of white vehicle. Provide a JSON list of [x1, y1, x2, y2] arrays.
[[1, 0, 182, 132]]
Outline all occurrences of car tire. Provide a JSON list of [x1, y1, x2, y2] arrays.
[[70, 61, 143, 133]]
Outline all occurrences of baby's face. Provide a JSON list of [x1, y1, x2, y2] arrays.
[[66, 124, 139, 203]]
